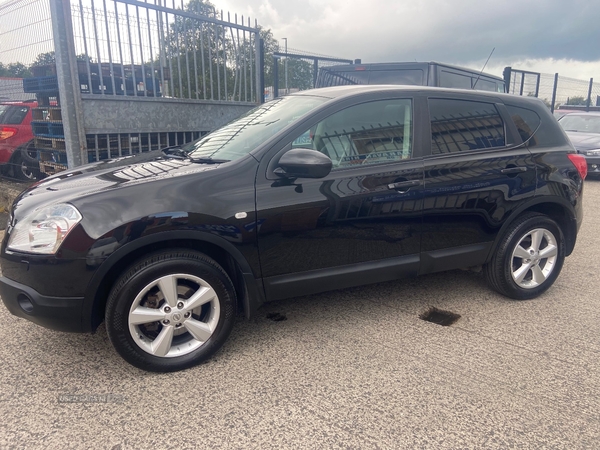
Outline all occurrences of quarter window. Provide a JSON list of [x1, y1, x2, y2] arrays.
[[292, 99, 413, 168], [429, 99, 505, 154]]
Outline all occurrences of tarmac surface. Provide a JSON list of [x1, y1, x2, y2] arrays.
[[0, 180, 599, 449]]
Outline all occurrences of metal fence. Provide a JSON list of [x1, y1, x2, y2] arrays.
[[1, 0, 262, 181], [69, 0, 260, 102], [505, 67, 600, 113], [268, 47, 353, 101]]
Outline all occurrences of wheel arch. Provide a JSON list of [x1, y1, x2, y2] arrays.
[[83, 231, 265, 332], [486, 196, 578, 263]]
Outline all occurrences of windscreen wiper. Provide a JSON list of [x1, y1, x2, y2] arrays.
[[189, 157, 230, 164], [162, 145, 188, 159]]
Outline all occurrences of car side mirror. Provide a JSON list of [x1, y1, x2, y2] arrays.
[[274, 148, 333, 179]]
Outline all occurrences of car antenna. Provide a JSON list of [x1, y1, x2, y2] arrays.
[[472, 47, 495, 89]]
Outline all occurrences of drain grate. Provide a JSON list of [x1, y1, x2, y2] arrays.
[[419, 307, 461, 326], [266, 312, 287, 322]]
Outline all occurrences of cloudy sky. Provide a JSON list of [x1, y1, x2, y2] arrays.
[[215, 0, 600, 80]]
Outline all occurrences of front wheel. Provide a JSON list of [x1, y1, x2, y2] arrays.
[[484, 213, 565, 300], [105, 250, 237, 372]]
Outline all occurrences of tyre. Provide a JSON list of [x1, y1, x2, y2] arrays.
[[11, 147, 37, 181], [484, 213, 565, 300], [105, 250, 237, 372]]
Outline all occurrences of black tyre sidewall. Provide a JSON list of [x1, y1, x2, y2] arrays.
[[495, 215, 565, 300], [106, 252, 236, 372]]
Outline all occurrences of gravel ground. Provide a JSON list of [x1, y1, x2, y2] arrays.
[[0, 181, 599, 449]]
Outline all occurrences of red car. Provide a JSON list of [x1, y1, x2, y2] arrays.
[[0, 99, 38, 180]]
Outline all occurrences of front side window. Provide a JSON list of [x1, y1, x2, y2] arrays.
[[292, 99, 413, 169], [429, 99, 505, 154]]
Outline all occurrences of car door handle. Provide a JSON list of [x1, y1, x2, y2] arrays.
[[387, 180, 421, 192], [500, 167, 527, 174]]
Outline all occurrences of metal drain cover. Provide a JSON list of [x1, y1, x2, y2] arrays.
[[419, 307, 461, 326]]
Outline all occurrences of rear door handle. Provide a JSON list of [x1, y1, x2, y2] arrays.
[[500, 167, 527, 174], [387, 179, 421, 192]]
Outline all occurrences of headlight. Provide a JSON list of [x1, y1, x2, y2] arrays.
[[584, 149, 600, 156], [7, 204, 82, 254]]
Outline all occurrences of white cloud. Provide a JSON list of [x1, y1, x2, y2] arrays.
[[216, 0, 600, 81]]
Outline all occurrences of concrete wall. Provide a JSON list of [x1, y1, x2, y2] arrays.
[[81, 95, 256, 135]]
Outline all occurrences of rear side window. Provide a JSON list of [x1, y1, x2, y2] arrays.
[[0, 105, 29, 125], [429, 99, 505, 154], [439, 71, 472, 89], [505, 105, 541, 145]]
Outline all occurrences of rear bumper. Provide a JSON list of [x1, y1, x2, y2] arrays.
[[0, 276, 87, 333]]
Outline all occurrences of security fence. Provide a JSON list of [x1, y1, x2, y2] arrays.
[[0, 0, 262, 180], [505, 67, 600, 113], [268, 48, 353, 100]]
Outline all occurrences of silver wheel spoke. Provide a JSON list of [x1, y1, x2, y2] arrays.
[[513, 245, 531, 260], [513, 263, 532, 284], [151, 326, 174, 357], [531, 264, 546, 284], [158, 275, 179, 308], [530, 229, 544, 252], [184, 318, 213, 342], [130, 306, 166, 325], [186, 286, 216, 310], [539, 245, 557, 259]]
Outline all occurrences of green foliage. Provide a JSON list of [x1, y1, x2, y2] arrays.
[[31, 51, 56, 67], [566, 96, 587, 106], [0, 62, 32, 78]]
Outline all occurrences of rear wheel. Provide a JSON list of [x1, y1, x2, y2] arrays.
[[484, 213, 565, 300], [105, 250, 237, 372]]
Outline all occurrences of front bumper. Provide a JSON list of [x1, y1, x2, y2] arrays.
[[0, 276, 86, 332]]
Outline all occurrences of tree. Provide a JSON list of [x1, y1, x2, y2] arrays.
[[31, 51, 56, 67], [566, 96, 587, 106], [0, 62, 31, 78]]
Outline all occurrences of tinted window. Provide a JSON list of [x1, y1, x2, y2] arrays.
[[429, 99, 505, 154], [473, 78, 502, 93], [367, 70, 424, 85], [292, 99, 413, 168], [316, 69, 424, 87], [439, 71, 472, 89], [0, 105, 29, 124], [506, 105, 541, 144]]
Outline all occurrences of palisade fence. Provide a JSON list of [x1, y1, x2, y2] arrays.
[[504, 67, 600, 113], [0, 0, 262, 179]]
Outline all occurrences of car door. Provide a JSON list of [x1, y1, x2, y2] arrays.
[[420, 96, 536, 274], [254, 94, 427, 301]]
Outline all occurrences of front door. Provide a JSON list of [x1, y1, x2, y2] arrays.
[[254, 96, 426, 301]]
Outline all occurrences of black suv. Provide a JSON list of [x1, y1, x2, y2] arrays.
[[0, 86, 586, 372]]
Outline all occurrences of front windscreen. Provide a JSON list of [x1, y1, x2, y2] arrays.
[[184, 95, 329, 162]]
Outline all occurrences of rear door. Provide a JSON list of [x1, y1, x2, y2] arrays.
[[420, 95, 536, 274]]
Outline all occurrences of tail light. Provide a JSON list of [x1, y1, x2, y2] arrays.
[[568, 153, 587, 180], [0, 126, 17, 140]]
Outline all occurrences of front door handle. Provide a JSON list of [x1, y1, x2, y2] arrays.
[[387, 179, 421, 192], [500, 166, 527, 174]]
